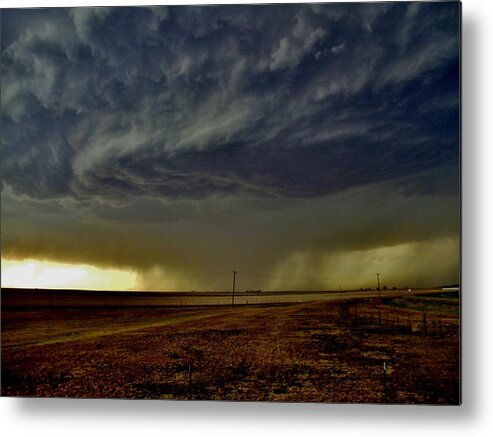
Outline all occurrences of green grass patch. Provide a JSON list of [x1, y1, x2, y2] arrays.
[[383, 296, 459, 315]]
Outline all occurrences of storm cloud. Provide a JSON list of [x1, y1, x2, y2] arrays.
[[1, 3, 460, 290]]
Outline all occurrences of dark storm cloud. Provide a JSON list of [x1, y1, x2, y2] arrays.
[[1, 177, 459, 289], [1, 3, 459, 205], [1, 3, 460, 289]]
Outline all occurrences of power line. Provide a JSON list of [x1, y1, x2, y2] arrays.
[[146, 268, 343, 284], [148, 268, 391, 290], [154, 270, 231, 279], [238, 270, 332, 282]]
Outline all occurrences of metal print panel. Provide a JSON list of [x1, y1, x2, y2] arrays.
[[1, 2, 460, 403]]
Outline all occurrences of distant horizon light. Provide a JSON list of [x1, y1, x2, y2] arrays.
[[1, 259, 138, 291]]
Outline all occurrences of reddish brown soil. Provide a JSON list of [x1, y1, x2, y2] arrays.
[[1, 297, 459, 403]]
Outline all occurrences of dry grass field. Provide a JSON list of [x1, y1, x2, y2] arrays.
[[1, 294, 459, 403]]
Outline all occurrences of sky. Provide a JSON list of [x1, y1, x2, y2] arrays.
[[0, 2, 460, 291]]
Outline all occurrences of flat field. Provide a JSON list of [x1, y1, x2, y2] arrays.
[[1, 294, 459, 403]]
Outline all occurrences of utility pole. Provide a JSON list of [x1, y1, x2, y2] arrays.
[[232, 270, 237, 306], [338, 283, 342, 317], [376, 273, 381, 300]]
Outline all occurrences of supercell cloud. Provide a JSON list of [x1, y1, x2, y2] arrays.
[[1, 3, 460, 290]]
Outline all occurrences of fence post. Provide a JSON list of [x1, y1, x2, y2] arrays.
[[188, 363, 193, 400], [383, 361, 388, 403]]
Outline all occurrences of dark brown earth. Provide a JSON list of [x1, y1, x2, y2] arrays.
[[1, 294, 460, 403]]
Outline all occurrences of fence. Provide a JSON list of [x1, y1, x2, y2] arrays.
[[336, 303, 457, 337]]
